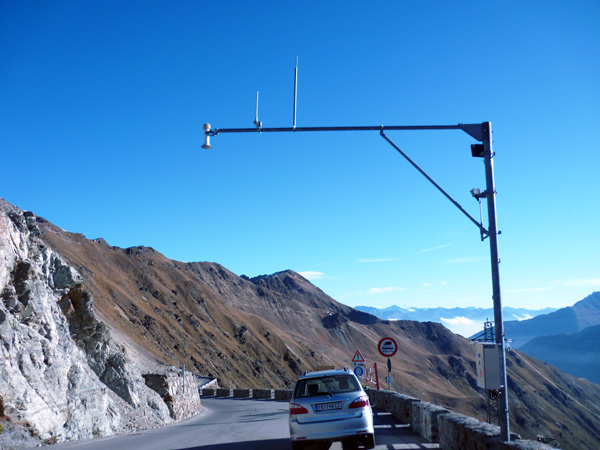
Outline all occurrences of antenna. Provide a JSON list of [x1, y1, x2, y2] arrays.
[[293, 56, 298, 129], [254, 91, 262, 129]]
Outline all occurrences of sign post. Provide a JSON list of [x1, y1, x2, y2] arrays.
[[352, 349, 366, 380], [352, 350, 366, 365], [378, 337, 398, 391], [353, 365, 364, 378]]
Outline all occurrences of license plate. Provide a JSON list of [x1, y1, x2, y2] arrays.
[[315, 401, 343, 412]]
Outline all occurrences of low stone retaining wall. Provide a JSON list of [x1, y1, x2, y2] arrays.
[[367, 390, 420, 423], [411, 401, 450, 442], [366, 390, 559, 450], [143, 371, 201, 420]]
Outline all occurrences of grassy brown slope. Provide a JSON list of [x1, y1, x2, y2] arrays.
[[37, 219, 317, 388], [37, 217, 600, 449]]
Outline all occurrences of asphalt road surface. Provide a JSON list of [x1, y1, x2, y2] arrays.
[[33, 398, 439, 450]]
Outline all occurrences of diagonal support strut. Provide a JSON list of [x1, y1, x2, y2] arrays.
[[380, 129, 489, 238]]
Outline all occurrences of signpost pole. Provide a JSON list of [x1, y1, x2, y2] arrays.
[[374, 363, 380, 390], [352, 349, 366, 380], [378, 337, 398, 392]]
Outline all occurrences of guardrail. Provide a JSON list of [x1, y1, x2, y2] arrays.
[[200, 388, 293, 400]]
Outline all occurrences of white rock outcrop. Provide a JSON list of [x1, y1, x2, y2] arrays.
[[0, 199, 171, 445]]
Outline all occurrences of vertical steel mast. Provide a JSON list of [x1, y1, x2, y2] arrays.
[[482, 122, 510, 440]]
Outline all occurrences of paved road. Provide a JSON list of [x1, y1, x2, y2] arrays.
[[34, 398, 438, 450]]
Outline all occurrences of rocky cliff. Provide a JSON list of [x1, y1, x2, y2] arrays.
[[0, 199, 175, 447]]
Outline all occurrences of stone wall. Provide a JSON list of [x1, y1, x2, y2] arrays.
[[366, 390, 559, 450], [144, 370, 201, 420]]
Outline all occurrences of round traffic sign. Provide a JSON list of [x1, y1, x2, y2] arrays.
[[378, 337, 398, 357], [353, 366, 364, 377]]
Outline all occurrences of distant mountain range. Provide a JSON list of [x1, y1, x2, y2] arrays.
[[503, 292, 600, 385], [358, 292, 600, 386], [504, 291, 600, 348], [355, 304, 556, 337]]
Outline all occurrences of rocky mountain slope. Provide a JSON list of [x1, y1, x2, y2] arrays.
[[2, 197, 600, 449]]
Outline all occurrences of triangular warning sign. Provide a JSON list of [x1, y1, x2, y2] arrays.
[[351, 350, 365, 363]]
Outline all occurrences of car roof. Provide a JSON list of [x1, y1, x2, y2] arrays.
[[297, 369, 355, 380]]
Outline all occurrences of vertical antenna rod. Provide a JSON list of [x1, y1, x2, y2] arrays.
[[254, 91, 261, 129], [293, 56, 298, 129]]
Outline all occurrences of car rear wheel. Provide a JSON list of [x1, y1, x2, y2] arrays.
[[312, 443, 331, 450], [341, 434, 375, 450], [292, 442, 330, 450], [342, 439, 358, 450], [363, 433, 375, 449]]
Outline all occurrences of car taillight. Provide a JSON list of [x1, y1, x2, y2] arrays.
[[349, 395, 369, 409], [289, 403, 309, 415]]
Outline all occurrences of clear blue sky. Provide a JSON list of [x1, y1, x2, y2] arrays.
[[2, 1, 599, 314]]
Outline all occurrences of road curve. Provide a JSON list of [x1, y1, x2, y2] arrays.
[[29, 398, 438, 450]]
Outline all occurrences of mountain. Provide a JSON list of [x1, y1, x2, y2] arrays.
[[356, 304, 555, 337], [503, 292, 600, 348], [2, 197, 600, 449], [520, 324, 600, 384]]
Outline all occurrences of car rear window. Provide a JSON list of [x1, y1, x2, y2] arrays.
[[294, 374, 360, 398]]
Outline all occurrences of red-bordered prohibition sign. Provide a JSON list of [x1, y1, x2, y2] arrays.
[[378, 337, 398, 357]]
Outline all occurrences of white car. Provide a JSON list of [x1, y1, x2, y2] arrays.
[[289, 368, 375, 449]]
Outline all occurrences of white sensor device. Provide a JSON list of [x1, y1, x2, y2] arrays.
[[202, 123, 212, 149]]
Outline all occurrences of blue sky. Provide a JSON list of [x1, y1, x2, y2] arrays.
[[2, 1, 599, 315]]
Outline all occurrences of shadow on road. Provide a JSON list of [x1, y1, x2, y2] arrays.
[[171, 437, 292, 450], [172, 407, 437, 450]]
